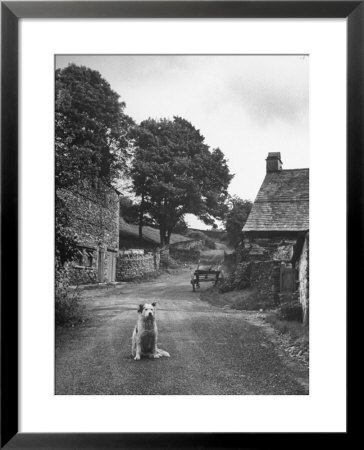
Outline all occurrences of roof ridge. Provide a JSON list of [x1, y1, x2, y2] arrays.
[[255, 199, 309, 203], [279, 168, 309, 172]]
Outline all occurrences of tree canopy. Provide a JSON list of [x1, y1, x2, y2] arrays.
[[225, 196, 253, 246], [55, 64, 134, 189], [130, 116, 233, 245]]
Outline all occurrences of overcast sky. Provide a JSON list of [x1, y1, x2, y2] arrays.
[[56, 55, 309, 229]]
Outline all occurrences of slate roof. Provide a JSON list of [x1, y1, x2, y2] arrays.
[[119, 217, 191, 245], [243, 169, 309, 232]]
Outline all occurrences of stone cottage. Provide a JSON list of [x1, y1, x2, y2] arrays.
[[241, 152, 309, 324], [57, 181, 120, 285]]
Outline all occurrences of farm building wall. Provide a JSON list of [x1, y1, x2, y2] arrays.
[[237, 233, 296, 304], [250, 261, 281, 304], [240, 233, 299, 263], [298, 233, 309, 325], [236, 232, 308, 307], [66, 248, 98, 285], [58, 183, 119, 284]]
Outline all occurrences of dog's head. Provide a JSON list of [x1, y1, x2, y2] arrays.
[[138, 302, 157, 321]]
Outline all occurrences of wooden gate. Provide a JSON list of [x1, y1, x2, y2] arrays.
[[280, 263, 296, 292]]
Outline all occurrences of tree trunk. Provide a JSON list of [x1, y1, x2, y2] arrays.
[[160, 225, 165, 246], [166, 229, 172, 245]]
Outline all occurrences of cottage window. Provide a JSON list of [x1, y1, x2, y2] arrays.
[[76, 250, 84, 266], [85, 251, 93, 267]]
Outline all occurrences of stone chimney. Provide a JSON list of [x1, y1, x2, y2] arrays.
[[266, 152, 283, 173]]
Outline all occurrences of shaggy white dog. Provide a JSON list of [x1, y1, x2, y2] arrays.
[[131, 302, 170, 360]]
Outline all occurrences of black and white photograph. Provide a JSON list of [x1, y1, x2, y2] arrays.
[[55, 55, 309, 395]]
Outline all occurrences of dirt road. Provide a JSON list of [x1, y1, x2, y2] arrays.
[[56, 270, 308, 395]]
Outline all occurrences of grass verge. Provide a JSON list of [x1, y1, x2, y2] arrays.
[[200, 285, 309, 362], [263, 312, 309, 360], [200, 286, 273, 311]]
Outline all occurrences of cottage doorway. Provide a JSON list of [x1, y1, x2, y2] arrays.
[[107, 251, 116, 282], [280, 263, 296, 292]]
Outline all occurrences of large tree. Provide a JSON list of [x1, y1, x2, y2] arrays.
[[55, 63, 134, 189], [225, 196, 253, 246], [55, 64, 133, 263], [130, 117, 233, 245]]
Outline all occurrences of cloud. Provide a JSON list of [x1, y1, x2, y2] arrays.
[[192, 55, 309, 126], [229, 78, 308, 125]]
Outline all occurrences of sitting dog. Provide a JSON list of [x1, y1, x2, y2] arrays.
[[131, 302, 170, 360]]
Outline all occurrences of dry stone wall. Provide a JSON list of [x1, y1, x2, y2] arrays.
[[249, 261, 281, 304], [171, 239, 204, 250], [219, 260, 279, 306], [116, 251, 160, 281]]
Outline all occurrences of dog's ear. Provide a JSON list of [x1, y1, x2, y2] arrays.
[[152, 302, 157, 308], [137, 304, 144, 313]]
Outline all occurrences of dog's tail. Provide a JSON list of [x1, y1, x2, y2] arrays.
[[156, 348, 170, 358]]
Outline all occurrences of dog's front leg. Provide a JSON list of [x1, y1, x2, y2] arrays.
[[134, 342, 141, 360], [152, 338, 160, 359], [131, 328, 137, 357]]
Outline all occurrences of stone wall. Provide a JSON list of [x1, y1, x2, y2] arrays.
[[250, 261, 281, 304], [236, 232, 308, 308], [278, 291, 299, 304], [298, 232, 309, 325], [66, 247, 119, 285], [223, 232, 309, 312], [171, 239, 204, 250], [66, 247, 98, 285], [58, 184, 119, 250], [58, 182, 119, 284], [230, 261, 251, 289], [116, 251, 160, 281], [220, 260, 279, 305]]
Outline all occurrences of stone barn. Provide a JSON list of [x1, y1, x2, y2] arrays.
[[241, 152, 309, 324], [57, 181, 120, 285]]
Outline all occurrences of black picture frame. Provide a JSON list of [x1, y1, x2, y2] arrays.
[[1, 1, 358, 448]]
